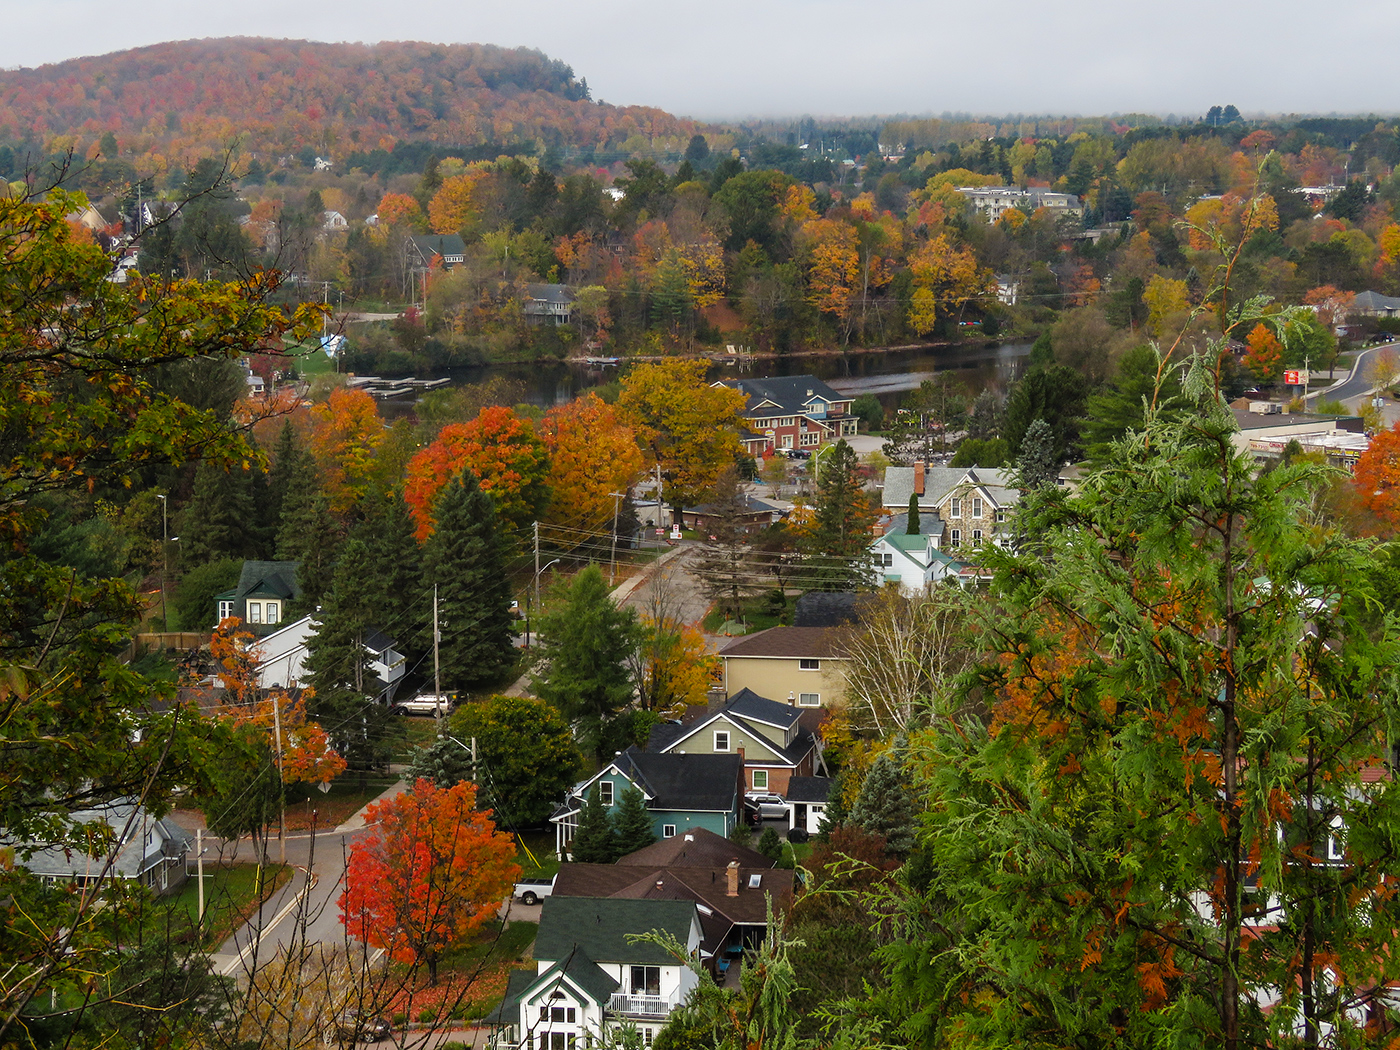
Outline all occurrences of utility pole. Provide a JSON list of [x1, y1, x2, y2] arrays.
[[608, 492, 625, 586], [156, 494, 168, 629], [433, 584, 442, 726], [196, 827, 205, 926], [272, 694, 285, 865], [655, 461, 664, 538]]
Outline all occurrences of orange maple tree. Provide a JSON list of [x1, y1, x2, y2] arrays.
[[1351, 421, 1400, 530], [209, 619, 346, 785], [539, 394, 645, 535], [403, 405, 551, 540], [1243, 322, 1283, 383], [339, 778, 520, 985], [308, 387, 386, 516]]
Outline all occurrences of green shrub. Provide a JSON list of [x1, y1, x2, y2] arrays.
[[417, 1008, 437, 1024]]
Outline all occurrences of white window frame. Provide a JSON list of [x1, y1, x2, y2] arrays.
[[752, 770, 768, 789], [950, 528, 961, 546], [218, 600, 234, 622], [995, 508, 1006, 523], [714, 730, 730, 752], [950, 497, 961, 518], [798, 692, 820, 707], [598, 781, 614, 806], [973, 497, 983, 518], [264, 600, 280, 624], [663, 824, 676, 838], [799, 658, 820, 671], [973, 529, 983, 545], [247, 601, 262, 624]]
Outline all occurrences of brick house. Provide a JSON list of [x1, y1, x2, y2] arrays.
[[715, 375, 858, 457]]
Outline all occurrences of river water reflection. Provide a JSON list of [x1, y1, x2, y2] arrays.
[[380, 340, 1033, 415]]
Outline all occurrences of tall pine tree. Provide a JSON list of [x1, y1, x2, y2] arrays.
[[804, 439, 876, 591], [569, 785, 618, 863], [612, 784, 657, 857], [422, 470, 515, 692], [849, 748, 917, 857]]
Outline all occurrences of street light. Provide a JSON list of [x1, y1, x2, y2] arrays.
[[526, 558, 562, 648], [155, 494, 168, 629], [811, 443, 837, 487]]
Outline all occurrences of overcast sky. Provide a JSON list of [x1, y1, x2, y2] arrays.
[[7, 0, 1399, 120]]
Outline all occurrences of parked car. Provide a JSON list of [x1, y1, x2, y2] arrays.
[[514, 875, 556, 906], [789, 449, 812, 459], [745, 792, 790, 820], [392, 693, 455, 716], [325, 1011, 391, 1044]]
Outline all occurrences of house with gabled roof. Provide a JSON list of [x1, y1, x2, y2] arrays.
[[12, 798, 191, 896], [485, 896, 702, 1049], [646, 689, 817, 796], [213, 560, 300, 636], [553, 829, 793, 971], [522, 283, 575, 325], [785, 776, 835, 835], [715, 375, 858, 457], [251, 614, 406, 703], [719, 626, 848, 709], [409, 234, 466, 269], [551, 749, 745, 859], [935, 466, 1017, 552]]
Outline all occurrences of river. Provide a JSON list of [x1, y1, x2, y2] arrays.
[[375, 341, 1033, 416]]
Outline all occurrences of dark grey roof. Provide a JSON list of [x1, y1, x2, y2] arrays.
[[534, 897, 697, 966], [722, 375, 850, 418], [614, 827, 773, 869], [14, 798, 191, 881], [616, 748, 742, 812], [411, 234, 466, 259], [725, 689, 801, 731], [234, 561, 300, 601], [684, 495, 780, 517], [1353, 290, 1400, 314], [785, 776, 835, 803], [793, 591, 861, 627], [484, 970, 539, 1025], [883, 512, 943, 538], [644, 720, 688, 752], [525, 283, 575, 305]]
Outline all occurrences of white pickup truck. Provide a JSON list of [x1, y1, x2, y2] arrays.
[[513, 876, 556, 906]]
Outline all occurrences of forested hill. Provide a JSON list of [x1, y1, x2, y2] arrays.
[[0, 38, 698, 168]]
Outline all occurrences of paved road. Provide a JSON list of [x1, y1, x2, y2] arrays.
[[1306, 342, 1392, 406]]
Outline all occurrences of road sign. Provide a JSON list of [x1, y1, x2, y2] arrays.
[[1283, 369, 1308, 385]]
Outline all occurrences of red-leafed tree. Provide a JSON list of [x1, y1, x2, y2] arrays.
[[403, 406, 551, 540], [1352, 421, 1400, 532], [338, 778, 520, 985]]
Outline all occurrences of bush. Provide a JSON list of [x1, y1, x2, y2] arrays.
[[758, 827, 783, 861], [171, 557, 242, 631], [417, 1007, 438, 1024]]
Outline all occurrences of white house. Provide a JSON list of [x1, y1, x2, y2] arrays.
[[252, 614, 406, 702], [870, 523, 966, 591], [485, 897, 702, 1048]]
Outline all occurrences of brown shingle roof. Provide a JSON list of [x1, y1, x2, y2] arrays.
[[617, 827, 772, 869], [719, 626, 846, 660], [553, 862, 793, 929]]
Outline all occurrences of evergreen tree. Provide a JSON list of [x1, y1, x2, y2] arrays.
[[906, 492, 920, 534], [848, 750, 917, 857], [265, 421, 307, 542], [814, 771, 849, 841], [303, 539, 401, 781], [570, 785, 618, 863], [804, 439, 876, 591], [966, 389, 1002, 442], [277, 476, 341, 616], [1016, 418, 1060, 491], [533, 565, 640, 756], [178, 457, 263, 567], [1080, 344, 1186, 466], [422, 470, 516, 692], [355, 488, 427, 663], [1001, 364, 1087, 461], [757, 827, 784, 862], [612, 785, 657, 858], [729, 819, 755, 846]]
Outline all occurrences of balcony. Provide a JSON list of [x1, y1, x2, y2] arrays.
[[608, 991, 676, 1019]]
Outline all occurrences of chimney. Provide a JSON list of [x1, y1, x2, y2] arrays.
[[655, 880, 664, 891], [726, 860, 740, 897], [737, 746, 745, 762], [914, 461, 925, 496]]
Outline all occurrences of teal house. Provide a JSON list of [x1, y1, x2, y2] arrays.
[[551, 746, 744, 859]]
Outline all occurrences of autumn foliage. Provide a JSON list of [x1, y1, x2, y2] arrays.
[[539, 394, 645, 535], [1351, 421, 1400, 530], [339, 778, 520, 984], [309, 387, 386, 516], [403, 406, 551, 540]]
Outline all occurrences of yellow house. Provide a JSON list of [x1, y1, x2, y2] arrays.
[[719, 627, 848, 710]]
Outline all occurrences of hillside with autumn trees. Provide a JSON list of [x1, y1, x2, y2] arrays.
[[0, 38, 698, 172]]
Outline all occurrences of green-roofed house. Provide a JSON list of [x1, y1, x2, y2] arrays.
[[212, 560, 300, 637], [484, 896, 703, 1049], [870, 514, 970, 591]]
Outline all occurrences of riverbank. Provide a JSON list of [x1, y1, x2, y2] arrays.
[[561, 335, 1004, 366]]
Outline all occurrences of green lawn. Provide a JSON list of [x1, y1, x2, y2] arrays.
[[701, 594, 789, 634], [159, 862, 293, 947], [514, 829, 560, 878]]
